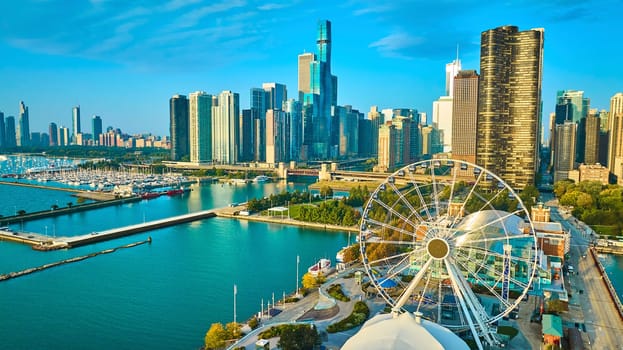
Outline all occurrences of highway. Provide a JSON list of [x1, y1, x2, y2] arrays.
[[547, 195, 623, 349]]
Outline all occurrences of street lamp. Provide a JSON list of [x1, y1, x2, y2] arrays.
[[296, 255, 300, 297]]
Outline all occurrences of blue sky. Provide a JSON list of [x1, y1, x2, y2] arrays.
[[0, 0, 621, 139]]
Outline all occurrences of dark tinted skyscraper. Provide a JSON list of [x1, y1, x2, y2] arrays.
[[49, 122, 58, 146], [477, 25, 544, 189], [169, 94, 189, 161], [0, 112, 5, 148], [17, 101, 30, 147], [5, 116, 16, 147], [92, 116, 103, 145]]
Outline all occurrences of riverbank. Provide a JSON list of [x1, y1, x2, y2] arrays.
[[591, 247, 623, 320], [216, 211, 359, 233]]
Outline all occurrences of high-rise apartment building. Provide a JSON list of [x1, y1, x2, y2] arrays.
[[377, 123, 397, 172], [368, 106, 383, 157], [584, 111, 600, 165], [265, 110, 288, 165], [49, 122, 58, 146], [72, 106, 81, 144], [553, 121, 577, 182], [336, 105, 360, 158], [452, 70, 479, 164], [476, 25, 544, 190], [555, 90, 589, 124], [432, 96, 453, 153], [0, 112, 5, 148], [262, 83, 287, 111], [92, 116, 103, 145], [5, 116, 16, 147], [608, 92, 623, 184], [169, 95, 189, 161], [212, 91, 239, 164], [17, 101, 30, 147], [188, 92, 212, 163], [239, 109, 254, 162], [250, 88, 267, 162], [285, 99, 302, 161], [58, 126, 69, 146], [297, 53, 314, 100]]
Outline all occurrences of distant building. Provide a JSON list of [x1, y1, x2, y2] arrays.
[[578, 163, 609, 184], [608, 92, 623, 184], [533, 221, 570, 258], [17, 101, 30, 147], [368, 106, 383, 156], [297, 52, 314, 100], [170, 94, 189, 161], [4, 116, 16, 147], [0, 111, 5, 148], [48, 122, 58, 146], [188, 91, 212, 163], [584, 110, 600, 165], [72, 106, 81, 144], [451, 70, 479, 164], [445, 58, 462, 97], [265, 110, 287, 165], [476, 26, 544, 190], [92, 115, 103, 146], [553, 121, 577, 182], [212, 91, 239, 164], [531, 202, 551, 222], [58, 126, 69, 146], [285, 99, 302, 161], [377, 123, 397, 172], [239, 109, 254, 162], [432, 96, 453, 153]]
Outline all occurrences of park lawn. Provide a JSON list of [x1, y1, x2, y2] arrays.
[[590, 225, 619, 236]]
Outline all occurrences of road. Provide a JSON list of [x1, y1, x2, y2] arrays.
[[547, 196, 623, 349]]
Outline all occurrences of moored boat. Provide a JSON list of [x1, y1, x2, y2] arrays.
[[308, 258, 331, 276]]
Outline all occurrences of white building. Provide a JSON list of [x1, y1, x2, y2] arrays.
[[212, 90, 240, 164], [432, 96, 453, 153]]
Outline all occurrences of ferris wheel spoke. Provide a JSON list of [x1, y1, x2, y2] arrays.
[[472, 185, 507, 213], [458, 209, 526, 237], [410, 180, 434, 221], [393, 257, 434, 311], [444, 259, 492, 349], [366, 249, 421, 267], [444, 164, 460, 220], [371, 198, 420, 232], [386, 182, 428, 224], [383, 260, 413, 283], [448, 170, 485, 228], [416, 269, 433, 314], [364, 217, 417, 239]]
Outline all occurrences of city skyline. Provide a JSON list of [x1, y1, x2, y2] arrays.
[[1, 1, 622, 137]]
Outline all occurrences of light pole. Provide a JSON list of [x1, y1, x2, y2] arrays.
[[233, 284, 237, 324], [296, 255, 300, 297]]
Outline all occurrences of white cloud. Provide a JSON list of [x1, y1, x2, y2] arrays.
[[369, 32, 423, 59]]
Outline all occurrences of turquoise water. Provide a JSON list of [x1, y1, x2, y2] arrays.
[[0, 180, 348, 350], [598, 254, 623, 300]]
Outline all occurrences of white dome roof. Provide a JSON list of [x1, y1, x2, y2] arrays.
[[341, 312, 469, 350]]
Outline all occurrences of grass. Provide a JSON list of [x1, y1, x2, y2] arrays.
[[590, 225, 619, 236], [327, 284, 350, 302]]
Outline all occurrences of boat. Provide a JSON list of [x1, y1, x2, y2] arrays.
[[253, 175, 270, 183], [166, 189, 184, 196], [336, 248, 346, 263], [307, 258, 331, 276], [141, 192, 161, 200]]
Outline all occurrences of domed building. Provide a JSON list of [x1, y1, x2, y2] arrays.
[[341, 312, 469, 350]]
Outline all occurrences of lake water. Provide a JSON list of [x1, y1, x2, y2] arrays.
[[0, 178, 348, 350]]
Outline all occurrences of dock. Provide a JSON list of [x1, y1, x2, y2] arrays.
[[0, 238, 152, 282], [0, 209, 218, 250]]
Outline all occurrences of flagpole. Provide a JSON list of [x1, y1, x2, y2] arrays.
[[233, 284, 237, 324]]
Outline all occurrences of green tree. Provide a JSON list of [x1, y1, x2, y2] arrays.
[[553, 179, 575, 198], [277, 324, 321, 350], [319, 185, 333, 199], [576, 192, 594, 208]]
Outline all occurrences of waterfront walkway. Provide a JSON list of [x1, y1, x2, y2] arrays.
[[216, 210, 359, 233]]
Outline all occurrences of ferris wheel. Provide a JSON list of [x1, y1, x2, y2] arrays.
[[359, 159, 538, 349]]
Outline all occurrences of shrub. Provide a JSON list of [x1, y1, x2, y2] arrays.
[[327, 284, 351, 302], [326, 301, 370, 333]]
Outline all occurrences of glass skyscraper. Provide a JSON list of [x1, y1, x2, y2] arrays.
[[72, 106, 81, 144], [476, 25, 544, 190], [92, 115, 103, 146], [170, 95, 189, 161], [17, 101, 29, 147], [188, 92, 212, 163]]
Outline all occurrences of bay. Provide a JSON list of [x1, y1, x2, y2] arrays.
[[0, 180, 348, 350]]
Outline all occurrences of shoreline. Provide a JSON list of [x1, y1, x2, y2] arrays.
[[216, 211, 359, 233]]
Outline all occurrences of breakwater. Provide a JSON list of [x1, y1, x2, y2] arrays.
[[0, 238, 152, 282], [590, 247, 623, 320], [0, 195, 142, 226]]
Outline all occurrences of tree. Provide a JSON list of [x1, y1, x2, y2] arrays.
[[277, 324, 321, 350], [204, 323, 227, 350], [302, 272, 325, 289], [576, 192, 594, 208], [67, 202, 73, 208], [225, 322, 241, 340], [17, 209, 26, 216], [319, 185, 333, 199], [51, 204, 59, 211]]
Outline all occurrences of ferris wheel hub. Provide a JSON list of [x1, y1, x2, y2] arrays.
[[427, 238, 450, 259]]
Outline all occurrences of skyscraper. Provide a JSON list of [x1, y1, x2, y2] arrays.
[[49, 122, 58, 146], [17, 101, 30, 147], [608, 92, 623, 184], [265, 110, 288, 165], [212, 91, 239, 164], [188, 92, 212, 163], [239, 109, 254, 162], [452, 70, 479, 164], [5, 116, 16, 147], [302, 20, 336, 159], [584, 110, 600, 165], [555, 90, 589, 124], [285, 99, 302, 161], [92, 115, 103, 146], [553, 121, 577, 182], [262, 83, 287, 111], [445, 58, 462, 97], [297, 52, 314, 100], [476, 25, 544, 189], [250, 88, 267, 162], [432, 96, 453, 153], [0, 112, 5, 148], [377, 123, 397, 172], [72, 106, 81, 144], [170, 95, 189, 161]]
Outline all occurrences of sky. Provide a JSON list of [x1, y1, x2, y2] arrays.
[[0, 0, 622, 139]]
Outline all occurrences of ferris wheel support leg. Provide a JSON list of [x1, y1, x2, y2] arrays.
[[445, 260, 498, 349], [392, 257, 433, 314]]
